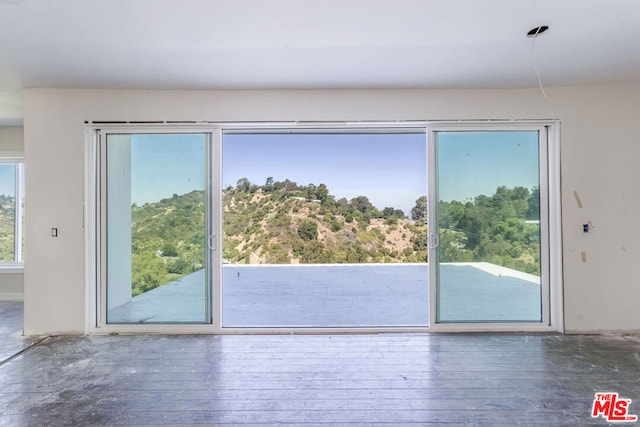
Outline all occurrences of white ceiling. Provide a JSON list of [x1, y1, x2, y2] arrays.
[[1, 0, 640, 125]]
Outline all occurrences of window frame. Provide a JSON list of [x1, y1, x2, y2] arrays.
[[0, 157, 24, 268], [426, 123, 561, 332], [84, 120, 562, 334]]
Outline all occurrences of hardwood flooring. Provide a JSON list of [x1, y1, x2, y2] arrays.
[[0, 301, 41, 365], [1, 303, 639, 425]]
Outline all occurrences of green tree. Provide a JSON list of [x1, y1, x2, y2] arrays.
[[394, 209, 406, 219], [344, 243, 369, 263], [527, 186, 540, 220], [411, 196, 428, 222], [412, 231, 429, 251], [264, 176, 274, 192], [235, 177, 252, 193], [357, 216, 369, 230], [381, 206, 406, 220], [131, 251, 168, 295], [305, 183, 317, 200], [439, 229, 471, 262], [382, 207, 396, 218], [350, 196, 374, 213], [300, 240, 327, 263], [316, 183, 329, 204], [167, 258, 191, 274], [161, 242, 178, 257], [297, 220, 318, 241], [336, 198, 350, 215]]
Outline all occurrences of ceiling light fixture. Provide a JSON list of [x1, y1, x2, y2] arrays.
[[527, 25, 549, 100], [527, 26, 549, 38]]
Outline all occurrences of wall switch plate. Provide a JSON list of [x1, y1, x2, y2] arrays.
[[51, 228, 58, 237]]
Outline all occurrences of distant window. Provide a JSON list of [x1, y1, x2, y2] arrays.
[[0, 160, 24, 265]]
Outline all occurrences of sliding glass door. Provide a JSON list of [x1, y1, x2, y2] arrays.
[[93, 123, 555, 331], [104, 132, 212, 324], [429, 128, 548, 323]]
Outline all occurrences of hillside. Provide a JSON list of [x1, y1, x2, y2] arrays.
[[129, 178, 540, 296], [0, 194, 15, 261], [130, 190, 206, 295], [129, 182, 427, 295], [222, 190, 427, 265]]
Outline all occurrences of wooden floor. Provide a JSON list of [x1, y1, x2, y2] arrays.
[[1, 304, 639, 425], [0, 301, 41, 364]]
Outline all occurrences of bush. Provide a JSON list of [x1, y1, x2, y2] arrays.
[[384, 215, 398, 226], [161, 242, 178, 257], [297, 220, 318, 241], [167, 258, 191, 274], [358, 218, 369, 230]]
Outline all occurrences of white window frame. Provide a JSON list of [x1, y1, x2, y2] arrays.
[[85, 126, 221, 333], [84, 120, 562, 334], [426, 122, 562, 333], [0, 156, 24, 269]]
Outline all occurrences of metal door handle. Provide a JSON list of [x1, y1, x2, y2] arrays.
[[429, 233, 439, 249], [208, 234, 216, 251]]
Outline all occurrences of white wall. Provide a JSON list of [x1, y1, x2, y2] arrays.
[[0, 126, 24, 301], [0, 126, 23, 153], [0, 269, 23, 301], [22, 86, 640, 334]]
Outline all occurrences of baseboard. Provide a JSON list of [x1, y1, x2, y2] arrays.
[[564, 328, 640, 335]]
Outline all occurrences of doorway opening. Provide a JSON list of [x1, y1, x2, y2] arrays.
[[221, 130, 429, 327]]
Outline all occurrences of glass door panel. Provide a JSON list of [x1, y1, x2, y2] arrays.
[[105, 133, 211, 324], [433, 130, 542, 322]]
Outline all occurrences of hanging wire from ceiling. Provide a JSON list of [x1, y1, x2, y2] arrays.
[[527, 26, 549, 101]]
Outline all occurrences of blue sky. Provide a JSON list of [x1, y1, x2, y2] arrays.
[[0, 164, 16, 197], [126, 130, 539, 215], [223, 132, 427, 215], [130, 134, 206, 205], [437, 131, 540, 202]]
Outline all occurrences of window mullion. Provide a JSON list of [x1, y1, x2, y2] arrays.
[[14, 163, 24, 263]]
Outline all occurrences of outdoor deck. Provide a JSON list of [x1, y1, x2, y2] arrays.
[[108, 263, 541, 326]]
